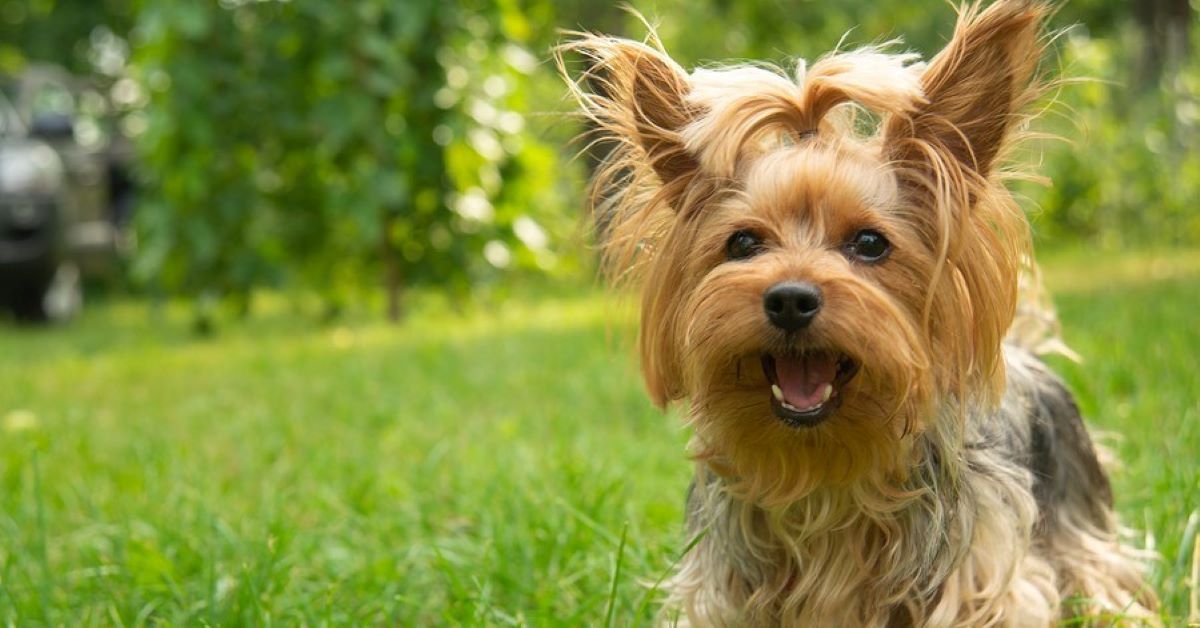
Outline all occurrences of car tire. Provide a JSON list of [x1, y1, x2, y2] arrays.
[[11, 281, 49, 322], [10, 261, 80, 323]]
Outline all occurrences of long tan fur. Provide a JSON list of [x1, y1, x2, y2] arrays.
[[558, 1, 1158, 625]]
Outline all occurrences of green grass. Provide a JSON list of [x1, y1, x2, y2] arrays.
[[1, 250, 1197, 625]]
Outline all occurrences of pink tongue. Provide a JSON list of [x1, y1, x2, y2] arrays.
[[775, 353, 838, 409]]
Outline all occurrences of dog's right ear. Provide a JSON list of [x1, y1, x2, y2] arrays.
[[558, 35, 700, 190]]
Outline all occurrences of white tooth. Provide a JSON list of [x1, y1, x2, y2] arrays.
[[771, 385, 784, 402], [782, 401, 798, 411], [821, 383, 833, 403]]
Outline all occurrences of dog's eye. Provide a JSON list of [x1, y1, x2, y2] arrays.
[[846, 229, 890, 263], [726, 230, 764, 261]]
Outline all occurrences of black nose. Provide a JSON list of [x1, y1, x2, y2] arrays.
[[763, 282, 822, 332]]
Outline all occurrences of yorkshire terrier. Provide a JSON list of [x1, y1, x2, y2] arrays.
[[560, 1, 1158, 625]]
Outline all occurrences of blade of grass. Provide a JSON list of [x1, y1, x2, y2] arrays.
[[634, 527, 708, 619], [1190, 527, 1199, 626], [1177, 510, 1199, 574], [32, 449, 51, 623], [604, 521, 629, 628]]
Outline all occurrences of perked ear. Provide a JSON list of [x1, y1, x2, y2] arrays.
[[558, 35, 700, 190], [559, 34, 701, 407], [885, 1, 1049, 181], [881, 1, 1050, 401]]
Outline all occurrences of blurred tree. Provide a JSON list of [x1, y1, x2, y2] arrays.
[[131, 0, 571, 323], [0, 0, 133, 75], [1025, 22, 1200, 248], [1133, 0, 1192, 86]]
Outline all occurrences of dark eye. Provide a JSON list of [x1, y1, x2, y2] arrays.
[[846, 229, 890, 262], [725, 230, 764, 261]]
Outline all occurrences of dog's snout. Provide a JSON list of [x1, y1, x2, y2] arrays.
[[763, 282, 822, 332]]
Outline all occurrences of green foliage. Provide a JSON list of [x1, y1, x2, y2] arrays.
[[1, 252, 1197, 622], [130, 0, 577, 313], [0, 0, 133, 75], [1024, 27, 1200, 247]]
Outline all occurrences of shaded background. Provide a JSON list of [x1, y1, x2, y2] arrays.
[[0, 0, 1195, 323]]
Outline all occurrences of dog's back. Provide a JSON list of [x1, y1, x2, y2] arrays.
[[997, 347, 1158, 620]]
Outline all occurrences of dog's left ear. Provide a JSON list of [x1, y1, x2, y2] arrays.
[[559, 35, 700, 193], [559, 35, 701, 407], [884, 1, 1048, 183]]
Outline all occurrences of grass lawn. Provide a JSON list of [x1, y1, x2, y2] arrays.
[[1, 249, 1198, 625]]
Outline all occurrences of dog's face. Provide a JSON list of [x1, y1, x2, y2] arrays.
[[670, 145, 932, 463], [564, 3, 1046, 502], [645, 129, 963, 502]]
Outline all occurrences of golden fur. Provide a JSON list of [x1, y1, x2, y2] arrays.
[[559, 1, 1158, 624]]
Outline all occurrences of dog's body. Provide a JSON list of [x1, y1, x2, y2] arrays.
[[673, 347, 1149, 625], [561, 1, 1157, 624]]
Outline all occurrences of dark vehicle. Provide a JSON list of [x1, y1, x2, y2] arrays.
[[0, 65, 134, 321]]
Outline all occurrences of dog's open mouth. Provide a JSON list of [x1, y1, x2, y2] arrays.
[[761, 351, 860, 428]]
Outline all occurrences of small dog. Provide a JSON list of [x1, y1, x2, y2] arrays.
[[560, 1, 1159, 625]]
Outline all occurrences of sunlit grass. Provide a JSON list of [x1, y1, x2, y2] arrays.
[[1, 250, 1197, 624], [1041, 249, 1200, 619]]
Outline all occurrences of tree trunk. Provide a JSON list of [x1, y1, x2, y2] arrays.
[[1134, 0, 1192, 88], [380, 213, 403, 323]]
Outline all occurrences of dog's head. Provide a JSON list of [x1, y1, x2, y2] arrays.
[[562, 2, 1049, 502]]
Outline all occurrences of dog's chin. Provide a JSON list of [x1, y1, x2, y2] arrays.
[[760, 351, 861, 429]]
